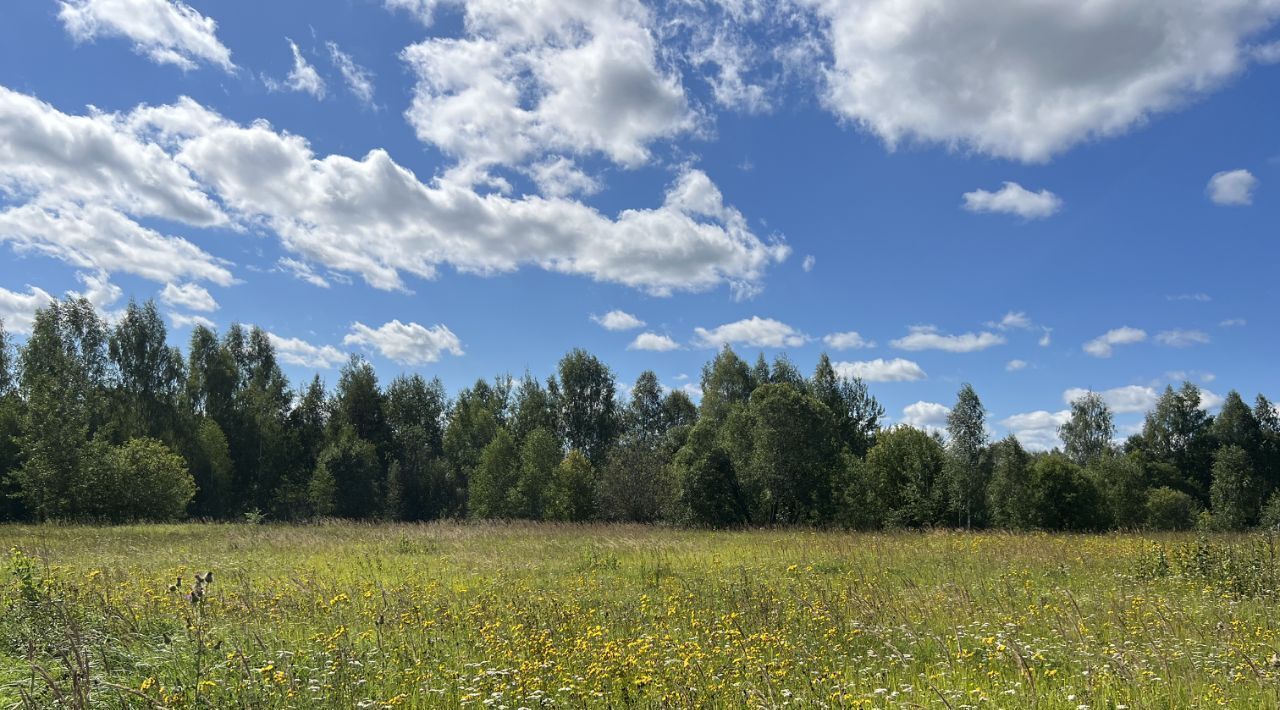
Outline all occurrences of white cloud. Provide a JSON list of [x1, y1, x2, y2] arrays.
[[1001, 409, 1070, 451], [0, 284, 56, 334], [1083, 326, 1146, 358], [268, 333, 346, 369], [400, 0, 697, 175], [58, 0, 234, 72], [1006, 359, 1028, 372], [988, 311, 1032, 330], [384, 0, 441, 24], [802, 254, 815, 272], [1207, 168, 1258, 205], [833, 358, 926, 383], [962, 183, 1062, 219], [592, 310, 645, 331], [0, 87, 784, 300], [823, 330, 874, 350], [266, 40, 326, 99], [327, 42, 375, 106], [0, 86, 226, 226], [1039, 329, 1052, 347], [1220, 318, 1247, 327], [1063, 386, 1159, 414], [628, 332, 680, 351], [173, 114, 787, 295], [810, 0, 1280, 162], [693, 316, 808, 348], [68, 270, 124, 318], [1167, 292, 1212, 302], [168, 311, 215, 330], [1199, 388, 1226, 410], [890, 325, 1004, 353], [159, 281, 216, 312], [528, 157, 601, 199], [1255, 39, 1280, 62], [901, 401, 950, 432], [0, 202, 233, 286], [1155, 329, 1210, 348], [679, 382, 703, 400], [344, 319, 464, 365], [277, 258, 330, 289]]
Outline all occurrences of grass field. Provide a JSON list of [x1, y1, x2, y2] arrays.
[[2, 524, 1280, 708]]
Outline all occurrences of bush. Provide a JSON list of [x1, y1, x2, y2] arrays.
[[102, 438, 197, 522], [1145, 486, 1199, 530]]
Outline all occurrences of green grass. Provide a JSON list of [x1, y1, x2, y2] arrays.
[[2, 523, 1279, 708]]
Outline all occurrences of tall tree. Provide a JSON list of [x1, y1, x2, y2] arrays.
[[1031, 454, 1104, 531], [1213, 391, 1261, 453], [517, 427, 561, 519], [444, 379, 503, 515], [700, 346, 753, 422], [509, 374, 559, 445], [864, 426, 947, 528], [946, 384, 989, 528], [734, 383, 839, 524], [557, 349, 619, 466], [986, 436, 1034, 530], [15, 299, 110, 519], [626, 370, 666, 444], [468, 428, 521, 519], [0, 319, 24, 520], [1059, 391, 1115, 466], [1255, 394, 1280, 496], [1209, 444, 1261, 530], [811, 354, 883, 458], [107, 301, 185, 443], [769, 354, 805, 389], [1141, 383, 1215, 499]]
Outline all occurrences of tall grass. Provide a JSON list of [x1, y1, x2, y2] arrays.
[[2, 523, 1279, 707]]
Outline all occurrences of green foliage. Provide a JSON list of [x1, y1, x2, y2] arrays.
[[548, 450, 595, 522], [986, 436, 1035, 530], [1141, 383, 1216, 499], [1059, 391, 1114, 466], [190, 418, 234, 518], [516, 427, 561, 520], [313, 425, 382, 518], [468, 428, 521, 519], [1145, 486, 1199, 530], [672, 419, 746, 527], [1210, 444, 1261, 531], [699, 346, 753, 422], [104, 437, 197, 521], [865, 426, 947, 527], [1087, 452, 1148, 529], [1030, 454, 1104, 531], [595, 440, 669, 522], [732, 383, 839, 524], [557, 349, 619, 466], [946, 384, 989, 528]]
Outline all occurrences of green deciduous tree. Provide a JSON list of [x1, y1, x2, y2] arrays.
[[1145, 486, 1198, 530], [517, 427, 561, 520], [313, 425, 382, 518], [1030, 454, 1104, 531], [1209, 444, 1261, 531], [1141, 383, 1215, 500], [987, 436, 1035, 530], [865, 426, 947, 528], [468, 428, 521, 519], [1059, 391, 1114, 466], [946, 384, 989, 528], [548, 450, 596, 522], [557, 349, 619, 466]]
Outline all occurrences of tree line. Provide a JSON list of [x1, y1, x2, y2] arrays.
[[0, 296, 1277, 531]]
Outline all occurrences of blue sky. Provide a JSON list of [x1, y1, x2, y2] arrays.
[[1, 0, 1278, 449]]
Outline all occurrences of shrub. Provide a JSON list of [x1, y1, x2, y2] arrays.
[[1145, 486, 1199, 530]]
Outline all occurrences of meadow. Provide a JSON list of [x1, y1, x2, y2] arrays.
[[2, 524, 1280, 708]]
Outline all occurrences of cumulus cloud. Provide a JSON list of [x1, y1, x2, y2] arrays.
[[802, 255, 815, 272], [168, 311, 215, 330], [628, 332, 680, 351], [528, 157, 602, 199], [832, 358, 926, 383], [1063, 386, 1159, 414], [159, 281, 216, 312], [1156, 329, 1211, 348], [277, 258, 330, 289], [693, 316, 809, 348], [344, 319, 464, 365], [592, 310, 645, 331], [0, 284, 56, 334], [327, 42, 375, 106], [823, 331, 874, 350], [1006, 359, 1028, 372], [268, 333, 346, 369], [988, 311, 1033, 330], [1207, 168, 1258, 205], [0, 202, 232, 286], [1001, 409, 1070, 451], [58, 0, 234, 72], [962, 183, 1062, 219], [809, 0, 1280, 162], [890, 325, 1004, 353], [399, 0, 697, 175], [1083, 326, 1146, 358], [265, 40, 326, 99], [901, 401, 950, 432]]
